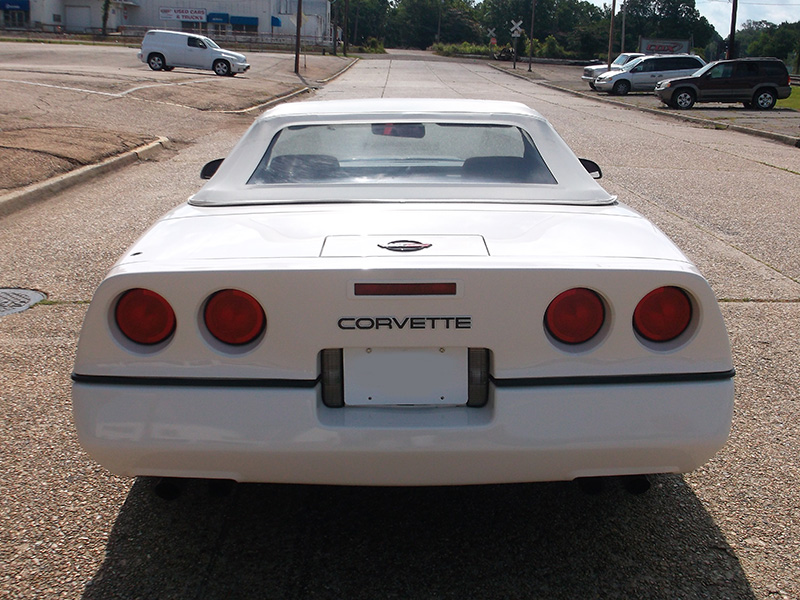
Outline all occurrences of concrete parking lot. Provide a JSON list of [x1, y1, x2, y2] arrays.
[[491, 60, 800, 147], [1, 44, 800, 600]]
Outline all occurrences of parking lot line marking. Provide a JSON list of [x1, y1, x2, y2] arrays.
[[0, 77, 212, 99]]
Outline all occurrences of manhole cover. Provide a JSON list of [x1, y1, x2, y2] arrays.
[[0, 289, 46, 316]]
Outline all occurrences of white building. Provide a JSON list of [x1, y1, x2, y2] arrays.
[[7, 0, 330, 42]]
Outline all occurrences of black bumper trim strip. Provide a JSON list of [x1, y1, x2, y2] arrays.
[[492, 369, 735, 388], [71, 373, 319, 389]]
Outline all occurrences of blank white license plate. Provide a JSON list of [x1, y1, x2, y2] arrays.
[[343, 347, 468, 406]]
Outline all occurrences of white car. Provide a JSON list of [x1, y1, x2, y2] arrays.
[[137, 29, 250, 76], [581, 53, 644, 89], [72, 98, 734, 489]]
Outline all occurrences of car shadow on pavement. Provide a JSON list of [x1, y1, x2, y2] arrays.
[[82, 474, 755, 599]]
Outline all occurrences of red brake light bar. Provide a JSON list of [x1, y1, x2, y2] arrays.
[[354, 283, 457, 296]]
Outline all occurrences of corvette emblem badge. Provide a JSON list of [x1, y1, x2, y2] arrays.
[[378, 240, 433, 252]]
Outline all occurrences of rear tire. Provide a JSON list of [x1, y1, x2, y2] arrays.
[[612, 80, 631, 96], [213, 59, 231, 76], [147, 53, 166, 71], [589, 82, 596, 90], [753, 89, 777, 110], [671, 89, 695, 109]]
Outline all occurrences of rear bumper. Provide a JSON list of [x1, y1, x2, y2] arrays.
[[72, 376, 733, 485]]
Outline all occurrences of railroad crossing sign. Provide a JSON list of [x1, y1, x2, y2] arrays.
[[487, 27, 496, 38], [510, 20, 523, 37]]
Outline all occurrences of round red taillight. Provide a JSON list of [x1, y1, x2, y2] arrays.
[[545, 288, 605, 345], [115, 288, 176, 345], [634, 287, 692, 342], [204, 289, 265, 346]]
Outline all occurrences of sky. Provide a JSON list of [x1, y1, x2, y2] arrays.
[[694, 0, 799, 36], [587, 0, 799, 38]]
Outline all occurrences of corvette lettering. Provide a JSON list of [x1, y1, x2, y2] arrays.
[[338, 316, 472, 330]]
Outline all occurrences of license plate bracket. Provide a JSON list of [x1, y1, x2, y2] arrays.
[[343, 347, 468, 406]]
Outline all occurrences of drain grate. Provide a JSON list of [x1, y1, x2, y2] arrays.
[[0, 289, 46, 316]]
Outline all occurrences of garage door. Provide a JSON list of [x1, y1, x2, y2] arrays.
[[65, 5, 91, 32]]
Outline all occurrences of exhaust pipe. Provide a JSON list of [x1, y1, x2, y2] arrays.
[[621, 474, 651, 495], [576, 477, 606, 495], [153, 477, 185, 500], [576, 474, 652, 495]]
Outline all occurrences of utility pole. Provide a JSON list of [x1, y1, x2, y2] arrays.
[[527, 0, 536, 72], [606, 0, 617, 70], [331, 1, 337, 56], [294, 0, 303, 74], [620, 1, 626, 53], [437, 0, 442, 43], [343, 0, 349, 56], [727, 0, 738, 59]]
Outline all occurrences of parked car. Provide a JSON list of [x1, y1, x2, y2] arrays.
[[72, 98, 734, 489], [595, 54, 706, 95], [138, 29, 250, 76], [655, 57, 792, 109], [582, 53, 644, 90]]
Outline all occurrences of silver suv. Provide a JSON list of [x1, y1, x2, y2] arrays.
[[595, 54, 706, 95]]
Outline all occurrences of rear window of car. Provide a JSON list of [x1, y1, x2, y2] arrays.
[[247, 123, 557, 185]]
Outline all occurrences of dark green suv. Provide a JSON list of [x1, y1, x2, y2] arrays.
[[654, 57, 792, 110]]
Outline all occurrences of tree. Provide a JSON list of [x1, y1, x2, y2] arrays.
[[615, 0, 717, 52], [386, 0, 481, 48], [346, 0, 390, 46], [746, 22, 800, 62]]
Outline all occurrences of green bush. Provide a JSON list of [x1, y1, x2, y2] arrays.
[[538, 35, 567, 58], [356, 37, 386, 53], [433, 42, 493, 57]]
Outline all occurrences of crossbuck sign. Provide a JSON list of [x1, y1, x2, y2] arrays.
[[510, 20, 523, 38]]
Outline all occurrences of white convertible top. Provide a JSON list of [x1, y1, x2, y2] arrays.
[[191, 98, 617, 206]]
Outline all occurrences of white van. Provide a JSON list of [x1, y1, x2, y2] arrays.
[[138, 30, 250, 76]]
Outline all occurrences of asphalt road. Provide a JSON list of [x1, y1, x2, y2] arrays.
[[1, 47, 800, 600]]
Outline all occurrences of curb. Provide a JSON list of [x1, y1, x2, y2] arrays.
[[0, 137, 170, 218], [225, 58, 359, 115], [318, 57, 359, 83], [489, 63, 800, 149]]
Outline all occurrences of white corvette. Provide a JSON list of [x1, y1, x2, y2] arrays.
[[72, 98, 734, 487]]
